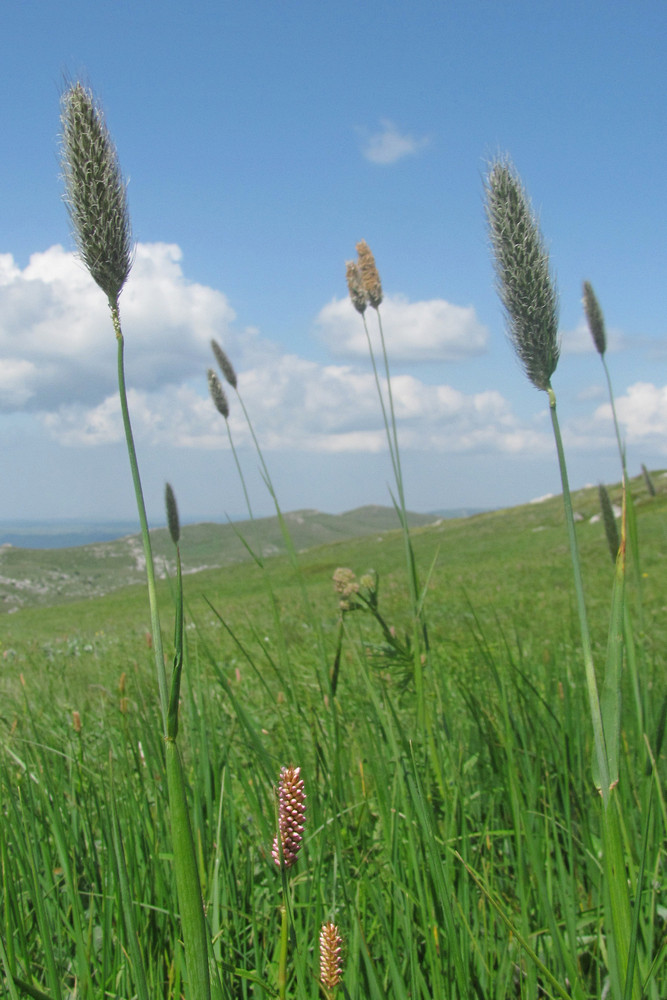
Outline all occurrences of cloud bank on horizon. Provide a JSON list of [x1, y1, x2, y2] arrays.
[[1, 239, 665, 469]]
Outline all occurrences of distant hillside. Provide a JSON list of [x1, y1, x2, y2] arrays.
[[0, 507, 481, 550], [0, 505, 438, 613]]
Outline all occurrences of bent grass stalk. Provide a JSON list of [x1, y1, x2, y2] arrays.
[[60, 82, 210, 1000]]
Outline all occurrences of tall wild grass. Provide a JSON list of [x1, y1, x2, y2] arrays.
[[0, 86, 664, 1000]]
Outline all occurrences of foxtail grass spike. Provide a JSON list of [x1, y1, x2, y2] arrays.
[[211, 339, 238, 389], [485, 159, 559, 390], [641, 463, 656, 496], [599, 483, 620, 564], [271, 765, 306, 869], [60, 83, 133, 305], [165, 482, 180, 545], [208, 368, 230, 419], [345, 260, 367, 314], [582, 280, 607, 356], [319, 922, 343, 992], [355, 240, 383, 308]]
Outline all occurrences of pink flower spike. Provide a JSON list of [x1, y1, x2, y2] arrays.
[[271, 765, 306, 869]]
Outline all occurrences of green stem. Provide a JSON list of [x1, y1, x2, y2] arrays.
[[235, 387, 273, 491], [277, 903, 289, 1000], [550, 383, 639, 1000], [226, 419, 253, 520], [375, 309, 405, 509], [165, 738, 211, 1000], [601, 356, 626, 473], [601, 354, 644, 612], [362, 311, 401, 493], [113, 299, 211, 998], [111, 300, 168, 731], [547, 385, 610, 797], [365, 308, 427, 722]]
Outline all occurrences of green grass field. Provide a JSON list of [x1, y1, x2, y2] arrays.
[[1, 97, 665, 1000], [1, 474, 665, 999]]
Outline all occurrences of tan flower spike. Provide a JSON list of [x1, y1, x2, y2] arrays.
[[355, 239, 383, 308], [319, 922, 343, 992]]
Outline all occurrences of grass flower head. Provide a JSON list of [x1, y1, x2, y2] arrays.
[[485, 159, 559, 391], [60, 83, 133, 304], [598, 483, 620, 564], [271, 765, 306, 869], [355, 239, 383, 308], [582, 280, 607, 356], [332, 567, 360, 611], [641, 463, 656, 497], [165, 482, 180, 546], [319, 922, 343, 992], [211, 339, 238, 389], [345, 260, 368, 314], [208, 368, 230, 419]]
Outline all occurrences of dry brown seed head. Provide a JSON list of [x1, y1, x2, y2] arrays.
[[355, 239, 383, 308], [332, 567, 359, 597], [345, 260, 367, 314], [332, 567, 360, 610]]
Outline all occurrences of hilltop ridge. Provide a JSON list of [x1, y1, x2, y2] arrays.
[[0, 504, 442, 612]]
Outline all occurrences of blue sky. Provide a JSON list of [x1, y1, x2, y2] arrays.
[[1, 1, 666, 523]]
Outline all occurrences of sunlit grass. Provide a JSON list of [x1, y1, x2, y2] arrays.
[[0, 87, 665, 1000], [1, 473, 665, 998]]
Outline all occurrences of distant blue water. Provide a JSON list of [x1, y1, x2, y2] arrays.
[[0, 522, 142, 549], [0, 508, 484, 550]]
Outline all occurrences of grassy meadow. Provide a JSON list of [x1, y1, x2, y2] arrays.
[[1, 475, 665, 999], [0, 84, 665, 1000]]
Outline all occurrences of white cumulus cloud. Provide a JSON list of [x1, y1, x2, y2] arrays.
[[316, 293, 488, 362], [4, 240, 550, 464], [359, 119, 430, 165], [0, 243, 237, 412], [595, 381, 667, 450], [41, 353, 551, 460]]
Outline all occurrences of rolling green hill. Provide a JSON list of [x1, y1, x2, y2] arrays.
[[1, 473, 665, 672], [0, 505, 437, 613]]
